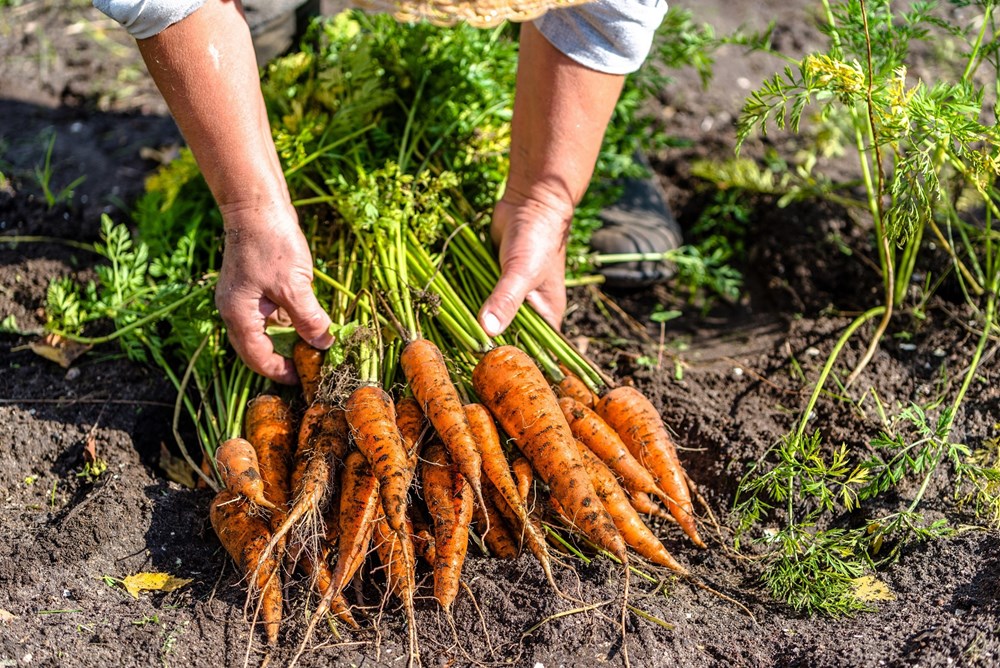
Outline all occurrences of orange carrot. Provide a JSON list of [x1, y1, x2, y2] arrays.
[[596, 386, 704, 548], [395, 396, 428, 466], [400, 339, 486, 517], [421, 441, 473, 611], [373, 501, 420, 665], [215, 437, 277, 512], [293, 339, 325, 405], [313, 449, 379, 622], [210, 489, 282, 645], [629, 491, 675, 523], [576, 442, 687, 572], [264, 402, 345, 568], [473, 484, 520, 559], [511, 456, 533, 504], [346, 385, 413, 536], [555, 363, 598, 408], [409, 504, 437, 565], [472, 346, 627, 562], [559, 397, 672, 507], [244, 395, 295, 531], [464, 403, 557, 585]]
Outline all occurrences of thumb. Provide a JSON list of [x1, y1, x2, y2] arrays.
[[479, 263, 534, 337], [283, 288, 334, 349]]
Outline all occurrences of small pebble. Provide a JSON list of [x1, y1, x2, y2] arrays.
[[65, 367, 81, 381], [933, 348, 946, 357], [899, 343, 917, 351], [732, 367, 744, 378], [805, 346, 820, 357], [737, 76, 751, 89]]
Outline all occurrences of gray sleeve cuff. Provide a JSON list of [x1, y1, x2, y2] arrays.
[[93, 0, 207, 40], [533, 0, 668, 75]]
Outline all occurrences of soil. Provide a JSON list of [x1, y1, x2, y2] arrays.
[[2, 2, 999, 667]]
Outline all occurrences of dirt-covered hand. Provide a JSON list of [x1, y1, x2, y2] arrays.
[[478, 193, 573, 337], [216, 202, 333, 384]]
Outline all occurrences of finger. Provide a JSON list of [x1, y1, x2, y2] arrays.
[[525, 285, 566, 332], [280, 284, 334, 350], [479, 266, 534, 337], [218, 295, 298, 384]]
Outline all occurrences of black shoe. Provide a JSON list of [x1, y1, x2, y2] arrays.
[[244, 0, 322, 65], [589, 155, 683, 289]]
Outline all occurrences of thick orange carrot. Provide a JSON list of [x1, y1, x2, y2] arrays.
[[559, 397, 672, 507], [244, 395, 295, 531], [473, 484, 520, 559], [215, 437, 277, 511], [346, 385, 413, 536], [395, 396, 427, 465], [464, 403, 557, 583], [576, 443, 687, 572], [629, 491, 675, 522], [293, 339, 325, 405], [421, 441, 473, 611], [511, 456, 533, 504], [555, 363, 598, 408], [472, 346, 626, 562], [400, 338, 486, 516], [210, 489, 282, 645], [596, 386, 704, 548]]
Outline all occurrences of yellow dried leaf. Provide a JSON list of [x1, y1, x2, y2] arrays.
[[159, 443, 197, 489], [851, 575, 895, 602], [28, 333, 92, 368], [123, 572, 193, 599]]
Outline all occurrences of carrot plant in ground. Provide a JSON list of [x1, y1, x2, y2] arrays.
[[730, 0, 1000, 615]]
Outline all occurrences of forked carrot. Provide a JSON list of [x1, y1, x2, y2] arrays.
[[346, 385, 413, 536], [596, 386, 705, 548], [421, 441, 473, 611], [210, 489, 282, 645], [559, 397, 672, 507], [293, 339, 325, 405], [472, 346, 627, 562], [400, 339, 487, 517], [215, 437, 277, 511], [576, 443, 687, 573]]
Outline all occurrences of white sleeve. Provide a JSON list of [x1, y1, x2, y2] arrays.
[[93, 0, 207, 40], [533, 0, 668, 75]]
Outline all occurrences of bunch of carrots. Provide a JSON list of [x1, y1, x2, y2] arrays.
[[209, 328, 705, 659]]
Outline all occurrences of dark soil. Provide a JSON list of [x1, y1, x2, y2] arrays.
[[2, 2, 998, 667]]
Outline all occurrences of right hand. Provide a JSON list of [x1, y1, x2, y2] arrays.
[[216, 201, 333, 384]]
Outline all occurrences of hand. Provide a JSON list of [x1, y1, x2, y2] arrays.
[[216, 201, 333, 384], [478, 192, 573, 337]]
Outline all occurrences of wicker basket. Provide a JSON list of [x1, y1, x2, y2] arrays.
[[351, 0, 595, 27]]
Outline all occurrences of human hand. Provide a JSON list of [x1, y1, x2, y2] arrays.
[[478, 192, 573, 337], [216, 201, 333, 384]]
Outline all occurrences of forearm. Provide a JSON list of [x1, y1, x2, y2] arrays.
[[136, 0, 289, 213], [505, 23, 625, 216]]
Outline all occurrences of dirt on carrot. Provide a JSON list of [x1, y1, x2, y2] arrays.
[[421, 440, 474, 611]]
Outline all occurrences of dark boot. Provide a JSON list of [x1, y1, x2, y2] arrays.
[[243, 0, 322, 65], [588, 155, 683, 289]]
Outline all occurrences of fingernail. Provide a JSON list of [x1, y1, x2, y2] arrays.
[[308, 333, 333, 350], [482, 311, 501, 337]]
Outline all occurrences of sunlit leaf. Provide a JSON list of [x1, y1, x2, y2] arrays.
[[122, 572, 193, 599]]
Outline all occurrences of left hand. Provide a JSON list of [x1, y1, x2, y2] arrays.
[[478, 191, 574, 337]]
